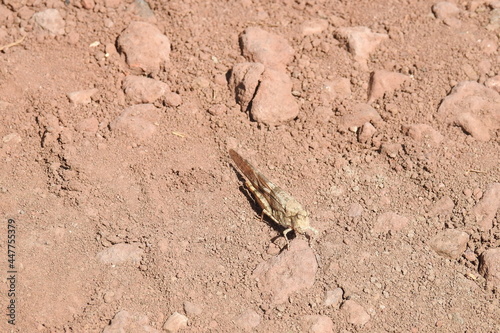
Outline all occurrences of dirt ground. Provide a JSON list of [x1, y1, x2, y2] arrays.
[[0, 0, 499, 332]]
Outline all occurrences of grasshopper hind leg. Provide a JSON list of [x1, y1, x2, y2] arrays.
[[243, 179, 293, 250]]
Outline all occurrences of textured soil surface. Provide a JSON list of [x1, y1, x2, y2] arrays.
[[0, 0, 499, 332]]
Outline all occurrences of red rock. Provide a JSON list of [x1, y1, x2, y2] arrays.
[[430, 196, 454, 216], [472, 183, 500, 231], [485, 74, 500, 93], [335, 26, 388, 61], [339, 103, 383, 132], [403, 124, 444, 145], [380, 143, 402, 158], [367, 70, 410, 103], [183, 301, 203, 316], [479, 248, 500, 290], [433, 1, 460, 19], [130, 0, 155, 19], [463, 249, 477, 262], [234, 309, 261, 331], [33, 9, 65, 35], [104, 0, 122, 9], [110, 104, 160, 141], [455, 112, 490, 142], [2, 132, 21, 145], [320, 78, 351, 102], [207, 103, 227, 116], [75, 117, 99, 134], [229, 62, 265, 111], [300, 19, 329, 36], [164, 92, 182, 107], [96, 243, 144, 265], [312, 106, 335, 124], [437, 81, 500, 142], [373, 212, 409, 233], [432, 2, 461, 27], [81, 0, 95, 10], [250, 68, 299, 125], [67, 88, 98, 104], [301, 315, 334, 333], [429, 229, 469, 259], [117, 21, 171, 75], [239, 27, 295, 70], [253, 239, 317, 304], [123, 75, 170, 104], [479, 39, 497, 55], [163, 312, 188, 333], [17, 6, 34, 20], [67, 31, 80, 45], [357, 122, 376, 144], [323, 288, 344, 308], [341, 300, 370, 326]]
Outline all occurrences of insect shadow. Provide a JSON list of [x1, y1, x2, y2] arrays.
[[230, 164, 297, 244]]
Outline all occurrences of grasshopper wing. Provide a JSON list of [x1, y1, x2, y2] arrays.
[[229, 149, 289, 217]]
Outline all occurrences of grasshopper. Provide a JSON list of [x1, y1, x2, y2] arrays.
[[229, 149, 317, 248]]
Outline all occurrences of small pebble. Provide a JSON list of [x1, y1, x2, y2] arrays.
[[163, 312, 188, 333]]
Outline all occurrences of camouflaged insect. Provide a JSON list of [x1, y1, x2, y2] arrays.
[[229, 149, 317, 247]]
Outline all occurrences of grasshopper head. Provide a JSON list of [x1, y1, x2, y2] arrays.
[[286, 200, 317, 236], [294, 216, 318, 237]]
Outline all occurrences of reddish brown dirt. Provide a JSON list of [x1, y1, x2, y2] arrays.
[[0, 0, 499, 332]]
